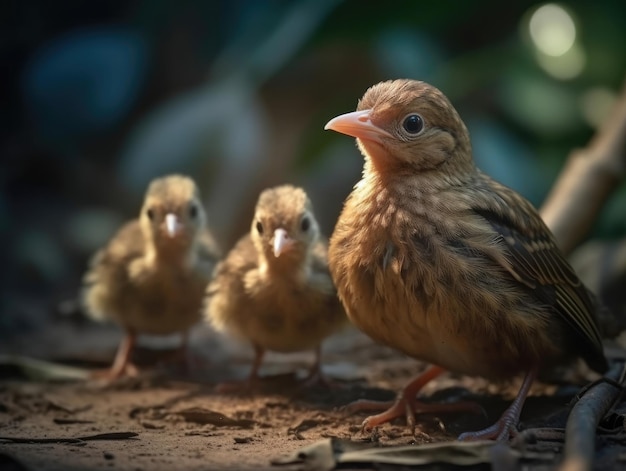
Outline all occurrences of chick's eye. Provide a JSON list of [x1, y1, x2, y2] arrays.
[[256, 221, 263, 234], [402, 114, 424, 134], [189, 204, 198, 219], [300, 217, 310, 232], [146, 208, 155, 220]]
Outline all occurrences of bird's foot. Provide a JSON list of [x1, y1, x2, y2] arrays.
[[458, 368, 535, 442], [90, 362, 140, 381], [458, 407, 520, 441], [345, 397, 484, 432], [299, 367, 345, 390]]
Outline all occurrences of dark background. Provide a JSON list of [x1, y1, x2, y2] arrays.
[[2, 0, 625, 342]]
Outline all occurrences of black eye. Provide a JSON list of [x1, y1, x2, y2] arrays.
[[189, 204, 198, 219], [146, 208, 155, 220], [256, 221, 263, 234], [301, 217, 310, 232], [402, 114, 424, 134]]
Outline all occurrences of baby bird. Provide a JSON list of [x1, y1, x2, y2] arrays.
[[324, 79, 608, 440], [205, 185, 347, 389], [82, 174, 221, 379]]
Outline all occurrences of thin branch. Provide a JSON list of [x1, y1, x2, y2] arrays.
[[540, 78, 626, 255]]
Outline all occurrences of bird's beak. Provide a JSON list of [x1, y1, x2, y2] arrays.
[[273, 228, 294, 257], [165, 213, 181, 237], [324, 109, 393, 143]]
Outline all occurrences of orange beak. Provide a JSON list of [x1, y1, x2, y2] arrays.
[[324, 109, 393, 143]]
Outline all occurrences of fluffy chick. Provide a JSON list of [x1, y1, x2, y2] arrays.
[[325, 79, 608, 440], [82, 174, 221, 379], [205, 185, 347, 388]]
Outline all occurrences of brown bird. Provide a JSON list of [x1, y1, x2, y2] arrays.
[[205, 184, 347, 389], [82, 174, 221, 379], [324, 79, 608, 440]]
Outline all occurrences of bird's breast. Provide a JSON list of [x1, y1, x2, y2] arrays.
[[329, 198, 550, 379]]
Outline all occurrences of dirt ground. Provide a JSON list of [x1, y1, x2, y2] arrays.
[[1, 317, 625, 471]]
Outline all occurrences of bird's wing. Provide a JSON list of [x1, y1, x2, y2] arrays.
[[82, 221, 144, 286], [206, 235, 256, 296], [470, 183, 605, 369]]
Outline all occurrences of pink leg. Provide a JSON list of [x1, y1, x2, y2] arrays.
[[345, 365, 483, 431], [459, 368, 537, 441], [92, 332, 139, 379]]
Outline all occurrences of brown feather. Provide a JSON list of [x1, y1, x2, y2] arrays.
[[205, 185, 347, 355], [327, 79, 608, 382], [82, 174, 221, 336]]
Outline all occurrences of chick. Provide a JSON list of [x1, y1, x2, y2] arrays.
[[324, 79, 608, 440], [82, 174, 221, 379], [205, 185, 347, 389]]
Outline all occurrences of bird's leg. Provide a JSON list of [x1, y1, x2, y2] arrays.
[[91, 331, 139, 379], [110, 332, 139, 378], [216, 345, 265, 393], [345, 365, 483, 432], [300, 345, 335, 388], [169, 329, 203, 373], [459, 368, 537, 441], [248, 344, 265, 381], [179, 329, 192, 371]]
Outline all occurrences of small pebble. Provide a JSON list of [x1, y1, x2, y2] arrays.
[[233, 437, 253, 444]]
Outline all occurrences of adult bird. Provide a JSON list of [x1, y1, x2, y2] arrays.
[[324, 79, 608, 440]]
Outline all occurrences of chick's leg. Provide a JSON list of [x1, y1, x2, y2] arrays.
[[107, 331, 139, 379], [459, 368, 536, 441], [248, 344, 265, 381], [300, 345, 333, 388], [346, 365, 482, 431], [216, 344, 265, 393]]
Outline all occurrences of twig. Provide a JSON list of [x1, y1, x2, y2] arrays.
[[0, 432, 138, 444], [559, 362, 625, 471], [540, 78, 626, 255]]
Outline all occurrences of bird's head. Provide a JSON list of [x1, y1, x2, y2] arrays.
[[325, 79, 474, 179], [140, 174, 207, 254], [251, 185, 320, 270]]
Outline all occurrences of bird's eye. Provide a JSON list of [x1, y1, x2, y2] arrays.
[[402, 114, 424, 134], [189, 204, 198, 219], [301, 216, 310, 232], [256, 221, 263, 234], [146, 208, 155, 220]]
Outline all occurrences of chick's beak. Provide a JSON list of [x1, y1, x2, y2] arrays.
[[324, 109, 393, 143], [165, 213, 182, 237], [273, 228, 294, 257]]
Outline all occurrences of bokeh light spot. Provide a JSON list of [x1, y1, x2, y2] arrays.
[[529, 4, 576, 57]]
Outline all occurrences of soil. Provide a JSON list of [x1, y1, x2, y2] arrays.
[[0, 319, 624, 471]]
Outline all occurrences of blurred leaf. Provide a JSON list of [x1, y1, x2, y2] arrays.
[[118, 0, 342, 239], [0, 355, 89, 381], [373, 29, 443, 81], [499, 74, 583, 136], [467, 115, 546, 204], [21, 27, 148, 144], [119, 78, 268, 189]]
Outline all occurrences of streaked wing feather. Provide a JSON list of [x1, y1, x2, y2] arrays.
[[473, 206, 604, 353]]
